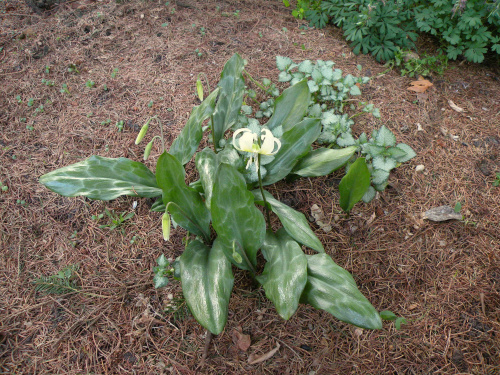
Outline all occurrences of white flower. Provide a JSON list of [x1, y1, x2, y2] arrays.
[[233, 128, 281, 169]]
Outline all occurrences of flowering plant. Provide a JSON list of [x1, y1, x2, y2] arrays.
[[40, 54, 382, 334]]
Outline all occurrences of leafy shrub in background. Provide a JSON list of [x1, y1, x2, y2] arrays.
[[289, 0, 500, 63]]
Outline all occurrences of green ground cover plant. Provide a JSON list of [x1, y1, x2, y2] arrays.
[[39, 54, 417, 335], [290, 0, 500, 63]]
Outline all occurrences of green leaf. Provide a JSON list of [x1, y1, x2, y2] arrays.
[[349, 85, 362, 95], [374, 125, 397, 147], [380, 310, 397, 321], [195, 148, 218, 209], [40, 156, 162, 200], [212, 53, 245, 150], [339, 158, 371, 213], [265, 80, 310, 132], [169, 88, 219, 165], [156, 152, 211, 240], [361, 185, 376, 203], [257, 229, 308, 320], [300, 253, 382, 330], [263, 118, 321, 185], [395, 143, 416, 162], [211, 163, 266, 271], [153, 275, 169, 289], [180, 239, 234, 334], [372, 156, 397, 172], [276, 56, 293, 71], [292, 146, 357, 177], [252, 190, 324, 252], [371, 169, 390, 185], [298, 60, 313, 74]]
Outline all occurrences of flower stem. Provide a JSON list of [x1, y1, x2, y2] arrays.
[[257, 153, 271, 228], [243, 70, 268, 93]]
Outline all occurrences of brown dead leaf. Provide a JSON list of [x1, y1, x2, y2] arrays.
[[248, 343, 280, 364], [408, 78, 433, 93], [232, 326, 251, 352]]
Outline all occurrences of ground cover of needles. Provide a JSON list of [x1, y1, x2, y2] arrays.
[[1, 0, 499, 373]]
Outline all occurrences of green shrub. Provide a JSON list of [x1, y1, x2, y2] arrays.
[[293, 0, 500, 63]]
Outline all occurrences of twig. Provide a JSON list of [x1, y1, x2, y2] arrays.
[[200, 330, 212, 366]]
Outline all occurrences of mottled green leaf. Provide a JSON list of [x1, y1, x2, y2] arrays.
[[257, 229, 308, 320], [212, 54, 245, 150], [293, 146, 357, 177], [156, 152, 211, 240], [169, 88, 219, 165], [252, 190, 323, 252], [263, 118, 321, 185], [374, 125, 396, 147], [301, 253, 382, 329], [180, 239, 234, 334], [395, 143, 416, 162], [339, 158, 371, 213], [39, 156, 162, 200], [211, 163, 265, 270], [265, 80, 310, 132]]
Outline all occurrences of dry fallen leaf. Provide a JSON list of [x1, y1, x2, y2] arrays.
[[448, 100, 464, 113], [232, 326, 251, 352], [310, 204, 332, 233], [408, 78, 434, 93], [248, 343, 280, 364]]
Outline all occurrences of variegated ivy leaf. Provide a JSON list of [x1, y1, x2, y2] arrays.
[[307, 80, 319, 93], [311, 68, 323, 83], [332, 69, 343, 81], [362, 185, 377, 203], [276, 56, 293, 71], [321, 111, 338, 126], [343, 74, 355, 87], [372, 156, 397, 172], [371, 169, 390, 185], [298, 60, 313, 74], [320, 66, 334, 81], [395, 143, 417, 162], [374, 125, 397, 147], [350, 85, 362, 96], [278, 71, 292, 82], [337, 133, 356, 147]]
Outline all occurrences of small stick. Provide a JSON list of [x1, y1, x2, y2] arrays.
[[200, 331, 212, 365], [480, 293, 486, 315]]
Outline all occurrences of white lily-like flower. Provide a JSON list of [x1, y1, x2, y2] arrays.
[[233, 128, 281, 169]]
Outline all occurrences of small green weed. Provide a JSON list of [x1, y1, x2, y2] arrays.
[[34, 264, 80, 295], [194, 48, 202, 57], [0, 181, 8, 192], [85, 80, 96, 89], [60, 83, 70, 95], [116, 120, 124, 132], [493, 173, 500, 187], [67, 63, 79, 74], [111, 68, 119, 78], [100, 119, 111, 126], [380, 310, 407, 330], [41, 78, 55, 87], [93, 208, 135, 233], [16, 95, 22, 104], [27, 98, 34, 107], [392, 49, 448, 77]]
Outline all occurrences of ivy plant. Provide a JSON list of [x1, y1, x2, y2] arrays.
[[40, 54, 384, 334]]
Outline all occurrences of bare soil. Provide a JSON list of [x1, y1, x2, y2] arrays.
[[1, 0, 499, 374]]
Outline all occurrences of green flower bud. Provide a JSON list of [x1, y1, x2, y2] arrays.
[[162, 213, 170, 241], [196, 79, 204, 101], [143, 140, 154, 160], [135, 122, 149, 145]]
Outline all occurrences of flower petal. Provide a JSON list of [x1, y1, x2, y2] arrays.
[[233, 128, 257, 153], [260, 129, 281, 155]]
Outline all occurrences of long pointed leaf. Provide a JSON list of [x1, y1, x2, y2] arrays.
[[262, 118, 321, 185], [156, 152, 210, 239], [265, 80, 310, 132], [211, 163, 265, 271], [212, 54, 245, 150], [169, 88, 219, 165], [292, 146, 357, 177], [180, 239, 234, 334], [257, 229, 308, 320], [39, 156, 162, 200], [339, 158, 371, 213], [252, 190, 324, 252], [301, 253, 382, 330]]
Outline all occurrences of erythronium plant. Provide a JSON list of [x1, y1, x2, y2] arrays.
[[40, 53, 382, 334]]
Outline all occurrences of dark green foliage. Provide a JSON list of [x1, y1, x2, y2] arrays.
[[294, 0, 500, 63]]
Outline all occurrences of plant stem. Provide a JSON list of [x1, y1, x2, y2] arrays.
[[243, 70, 268, 93], [155, 116, 166, 153], [257, 154, 271, 228]]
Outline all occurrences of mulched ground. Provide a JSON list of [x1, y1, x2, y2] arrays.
[[1, 0, 499, 373]]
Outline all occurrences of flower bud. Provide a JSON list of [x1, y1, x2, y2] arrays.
[[196, 79, 204, 101], [143, 140, 154, 160], [135, 123, 149, 145], [162, 213, 170, 241]]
